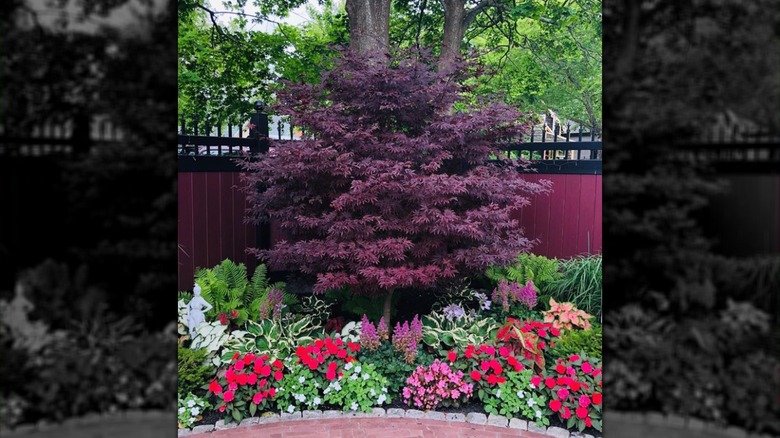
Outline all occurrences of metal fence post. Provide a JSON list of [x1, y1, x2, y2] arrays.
[[249, 101, 269, 154]]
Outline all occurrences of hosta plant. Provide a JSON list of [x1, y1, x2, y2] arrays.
[[189, 321, 231, 366], [207, 352, 284, 424], [402, 359, 473, 410], [178, 393, 211, 429], [542, 299, 593, 332], [421, 311, 501, 356], [496, 318, 561, 371], [542, 353, 603, 432], [220, 315, 321, 363], [339, 320, 361, 343], [481, 368, 550, 427]]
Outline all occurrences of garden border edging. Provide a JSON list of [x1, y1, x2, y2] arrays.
[[177, 408, 597, 437]]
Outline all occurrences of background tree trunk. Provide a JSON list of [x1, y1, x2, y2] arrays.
[[439, 0, 467, 70], [383, 289, 394, 327], [346, 0, 391, 58]]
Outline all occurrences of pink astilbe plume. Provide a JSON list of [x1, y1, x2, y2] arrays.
[[360, 314, 380, 351], [377, 317, 389, 341]]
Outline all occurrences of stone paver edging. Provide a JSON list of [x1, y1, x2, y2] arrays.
[[606, 411, 775, 438], [178, 408, 597, 438]]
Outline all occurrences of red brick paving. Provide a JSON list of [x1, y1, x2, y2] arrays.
[[190, 418, 548, 438]]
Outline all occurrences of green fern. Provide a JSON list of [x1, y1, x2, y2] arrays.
[[487, 253, 561, 293]]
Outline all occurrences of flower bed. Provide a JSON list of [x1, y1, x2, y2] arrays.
[[178, 257, 604, 437]]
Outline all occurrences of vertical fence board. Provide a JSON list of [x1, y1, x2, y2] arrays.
[[178, 173, 195, 290], [206, 174, 222, 268], [191, 173, 209, 274], [546, 174, 567, 258], [560, 175, 582, 257], [576, 175, 598, 256], [220, 172, 235, 268]]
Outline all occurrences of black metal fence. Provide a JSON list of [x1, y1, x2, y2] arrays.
[[0, 116, 126, 157], [178, 107, 603, 175], [677, 123, 780, 173]]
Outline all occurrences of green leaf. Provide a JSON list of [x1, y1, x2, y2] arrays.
[[249, 403, 257, 416]]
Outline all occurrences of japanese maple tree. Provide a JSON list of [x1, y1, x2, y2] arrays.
[[241, 50, 551, 323]]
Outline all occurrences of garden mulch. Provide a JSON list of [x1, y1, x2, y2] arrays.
[[186, 417, 550, 438]]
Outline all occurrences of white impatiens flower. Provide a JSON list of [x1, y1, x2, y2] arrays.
[[355, 365, 362, 373], [350, 402, 359, 411], [332, 382, 342, 391], [313, 397, 321, 405], [314, 382, 320, 388], [382, 387, 387, 393], [377, 394, 386, 404], [323, 387, 331, 394], [517, 391, 525, 399], [535, 410, 542, 418], [344, 362, 354, 370], [350, 374, 358, 380], [178, 407, 186, 414], [299, 376, 306, 383], [362, 373, 370, 380], [370, 389, 376, 397], [287, 405, 295, 413], [187, 399, 196, 407], [496, 389, 502, 399], [527, 398, 535, 407], [190, 407, 200, 416]]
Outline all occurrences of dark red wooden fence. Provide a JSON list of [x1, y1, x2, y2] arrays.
[[514, 174, 602, 259], [177, 112, 604, 290]]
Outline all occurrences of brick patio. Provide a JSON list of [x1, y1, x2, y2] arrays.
[[185, 418, 550, 438]]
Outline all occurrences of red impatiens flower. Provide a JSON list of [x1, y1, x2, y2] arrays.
[[531, 376, 542, 387], [236, 373, 249, 385], [448, 351, 457, 362], [592, 393, 602, 405], [208, 380, 223, 394], [247, 373, 258, 385], [581, 362, 593, 374], [273, 371, 283, 381], [576, 407, 588, 419], [223, 391, 235, 402], [585, 417, 592, 428], [555, 364, 566, 374], [244, 353, 255, 364], [545, 377, 556, 389], [487, 374, 499, 385], [258, 365, 271, 377], [498, 346, 510, 357], [549, 399, 562, 412], [569, 354, 580, 362], [219, 313, 229, 325], [253, 393, 263, 404], [219, 405, 226, 413], [561, 407, 571, 419], [272, 359, 284, 370], [471, 371, 482, 381], [234, 360, 245, 371], [326, 362, 338, 381]]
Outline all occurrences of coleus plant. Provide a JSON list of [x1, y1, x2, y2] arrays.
[[496, 318, 561, 372], [542, 299, 593, 332], [241, 50, 551, 322]]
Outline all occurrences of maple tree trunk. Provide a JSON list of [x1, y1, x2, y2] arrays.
[[346, 0, 391, 59], [383, 289, 394, 327], [439, 0, 467, 71]]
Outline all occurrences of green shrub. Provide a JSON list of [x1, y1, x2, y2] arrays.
[[549, 324, 602, 360], [357, 341, 434, 398], [177, 346, 215, 396], [547, 255, 602, 319]]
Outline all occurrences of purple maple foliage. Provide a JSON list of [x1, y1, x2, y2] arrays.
[[241, 50, 551, 296]]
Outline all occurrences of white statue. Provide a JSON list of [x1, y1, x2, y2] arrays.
[[187, 283, 212, 338]]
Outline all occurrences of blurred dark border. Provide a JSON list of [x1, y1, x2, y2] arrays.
[[603, 0, 780, 436], [0, 0, 177, 431]]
